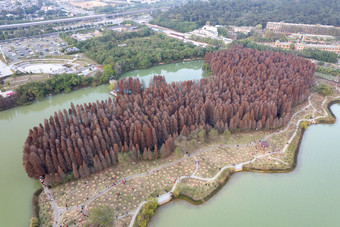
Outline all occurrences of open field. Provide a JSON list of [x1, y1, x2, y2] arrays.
[[38, 78, 340, 227], [70, 1, 109, 9]]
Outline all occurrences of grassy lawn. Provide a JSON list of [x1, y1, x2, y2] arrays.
[[177, 179, 219, 201]]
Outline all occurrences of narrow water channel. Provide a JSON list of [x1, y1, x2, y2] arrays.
[[149, 104, 340, 227]]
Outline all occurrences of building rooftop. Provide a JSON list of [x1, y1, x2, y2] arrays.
[[65, 47, 80, 53], [296, 43, 340, 49], [290, 33, 335, 39], [267, 21, 337, 28]]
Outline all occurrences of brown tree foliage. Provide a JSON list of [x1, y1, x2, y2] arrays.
[[22, 46, 314, 182]]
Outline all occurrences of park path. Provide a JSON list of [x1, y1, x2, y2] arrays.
[[43, 93, 340, 227], [42, 185, 61, 227]]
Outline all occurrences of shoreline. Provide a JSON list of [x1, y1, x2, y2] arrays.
[[0, 59, 204, 112], [149, 99, 340, 224], [31, 188, 43, 225], [31, 86, 339, 226], [174, 169, 234, 206], [154, 58, 204, 66]]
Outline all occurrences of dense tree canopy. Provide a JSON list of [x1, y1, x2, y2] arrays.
[[22, 46, 315, 184], [316, 84, 333, 96], [0, 73, 111, 111], [299, 49, 338, 64], [0, 25, 55, 40], [77, 27, 215, 76], [22, 73, 109, 103], [1, 28, 215, 112], [151, 0, 340, 32]]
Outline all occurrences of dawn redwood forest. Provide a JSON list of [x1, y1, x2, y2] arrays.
[[22, 46, 315, 184]]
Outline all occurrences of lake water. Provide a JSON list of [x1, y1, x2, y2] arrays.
[[0, 60, 204, 226], [121, 60, 206, 84], [1, 60, 339, 227], [149, 104, 340, 227]]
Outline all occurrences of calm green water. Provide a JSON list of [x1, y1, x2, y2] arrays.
[[0, 60, 204, 226], [2, 60, 338, 227], [149, 104, 340, 227], [121, 60, 206, 84]]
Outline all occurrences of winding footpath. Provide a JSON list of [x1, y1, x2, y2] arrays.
[[43, 93, 340, 227]]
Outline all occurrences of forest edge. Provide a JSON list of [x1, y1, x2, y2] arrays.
[[140, 99, 340, 227]]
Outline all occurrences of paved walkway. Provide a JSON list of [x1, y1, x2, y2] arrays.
[[42, 93, 340, 227], [42, 185, 61, 227]]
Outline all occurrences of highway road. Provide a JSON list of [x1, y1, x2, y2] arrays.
[[0, 18, 124, 43], [0, 8, 168, 30]]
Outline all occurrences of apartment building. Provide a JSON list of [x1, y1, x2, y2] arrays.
[[266, 22, 340, 36], [274, 40, 340, 54]]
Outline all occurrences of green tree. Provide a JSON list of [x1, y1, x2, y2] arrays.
[[172, 189, 179, 198], [77, 29, 216, 76], [300, 49, 338, 63], [208, 128, 218, 138], [137, 200, 158, 227], [236, 32, 248, 40], [223, 128, 231, 140], [89, 206, 115, 227], [316, 84, 333, 96], [300, 121, 308, 130], [174, 147, 183, 158], [118, 151, 132, 165], [103, 64, 115, 77], [202, 63, 211, 75], [217, 27, 231, 38]]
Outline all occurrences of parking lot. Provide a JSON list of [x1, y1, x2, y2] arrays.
[[0, 34, 66, 63]]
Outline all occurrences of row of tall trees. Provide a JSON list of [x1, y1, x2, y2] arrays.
[[22, 46, 315, 184]]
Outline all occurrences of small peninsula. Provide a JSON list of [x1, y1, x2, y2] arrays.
[[23, 47, 340, 227]]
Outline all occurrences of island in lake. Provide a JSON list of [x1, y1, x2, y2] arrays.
[[23, 47, 340, 227]]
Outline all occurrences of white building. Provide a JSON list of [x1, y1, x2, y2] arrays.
[[187, 22, 233, 45], [191, 24, 219, 38]]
